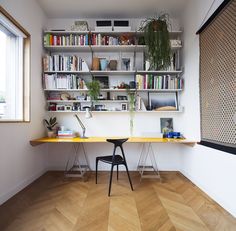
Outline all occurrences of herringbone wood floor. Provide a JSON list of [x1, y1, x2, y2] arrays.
[[0, 171, 235, 231]]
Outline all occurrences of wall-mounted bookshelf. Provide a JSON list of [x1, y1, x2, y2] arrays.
[[42, 29, 184, 113]]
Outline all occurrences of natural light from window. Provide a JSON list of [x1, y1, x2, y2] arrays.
[[0, 30, 7, 118], [0, 9, 30, 122]]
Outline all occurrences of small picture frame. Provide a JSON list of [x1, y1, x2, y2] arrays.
[[121, 56, 134, 71], [121, 103, 127, 111], [56, 105, 65, 111], [149, 92, 177, 111], [117, 95, 128, 100], [160, 118, 173, 134], [93, 76, 109, 89]]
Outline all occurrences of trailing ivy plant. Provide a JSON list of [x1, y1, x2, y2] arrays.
[[139, 13, 171, 70]]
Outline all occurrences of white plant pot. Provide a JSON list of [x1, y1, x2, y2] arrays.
[[47, 131, 54, 138]]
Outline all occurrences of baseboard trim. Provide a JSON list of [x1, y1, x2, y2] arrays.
[[0, 168, 47, 205]]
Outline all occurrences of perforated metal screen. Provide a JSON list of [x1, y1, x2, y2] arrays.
[[199, 0, 236, 146]]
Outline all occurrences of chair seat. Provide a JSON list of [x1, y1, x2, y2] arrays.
[[96, 155, 124, 164]]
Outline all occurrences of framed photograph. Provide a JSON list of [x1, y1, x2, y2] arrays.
[[160, 118, 173, 134], [149, 92, 177, 111], [117, 95, 128, 100], [121, 56, 134, 71], [93, 76, 109, 89], [121, 103, 127, 111]]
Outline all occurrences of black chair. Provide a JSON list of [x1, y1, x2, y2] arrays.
[[95, 138, 133, 196]]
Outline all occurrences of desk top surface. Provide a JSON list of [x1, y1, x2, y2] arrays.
[[30, 137, 196, 147]]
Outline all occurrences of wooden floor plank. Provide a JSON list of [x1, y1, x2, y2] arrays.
[[0, 171, 235, 231]]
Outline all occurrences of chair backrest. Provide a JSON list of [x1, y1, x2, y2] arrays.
[[106, 138, 128, 146], [106, 138, 128, 161]]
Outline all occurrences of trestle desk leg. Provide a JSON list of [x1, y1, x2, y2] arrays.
[[64, 143, 90, 179]]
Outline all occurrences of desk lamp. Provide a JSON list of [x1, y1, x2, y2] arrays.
[[74, 110, 92, 138]]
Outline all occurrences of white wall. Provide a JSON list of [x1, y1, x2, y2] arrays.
[[181, 0, 236, 217], [0, 0, 47, 204]]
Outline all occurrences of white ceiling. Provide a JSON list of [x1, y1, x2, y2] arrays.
[[37, 0, 188, 18]]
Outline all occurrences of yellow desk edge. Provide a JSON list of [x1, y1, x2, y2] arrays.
[[30, 137, 196, 147]]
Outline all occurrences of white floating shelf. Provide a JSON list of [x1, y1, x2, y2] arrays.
[[44, 88, 182, 92], [47, 110, 183, 113], [136, 70, 182, 74], [46, 100, 129, 103], [90, 70, 135, 75], [44, 45, 91, 52]]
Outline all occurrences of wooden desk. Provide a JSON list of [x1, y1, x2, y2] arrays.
[[30, 137, 196, 147], [30, 137, 196, 179]]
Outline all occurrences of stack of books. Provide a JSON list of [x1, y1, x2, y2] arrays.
[[57, 130, 75, 138]]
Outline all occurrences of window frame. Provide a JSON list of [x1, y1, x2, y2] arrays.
[[0, 6, 30, 123]]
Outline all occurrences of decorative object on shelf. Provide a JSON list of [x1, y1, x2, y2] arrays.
[[93, 76, 109, 89], [160, 118, 173, 137], [44, 117, 57, 137], [109, 60, 117, 70], [139, 13, 171, 70], [92, 57, 100, 70], [121, 103, 128, 111], [60, 93, 70, 100], [71, 20, 88, 31], [119, 34, 135, 45], [122, 58, 131, 71], [149, 92, 177, 111], [100, 58, 108, 71]]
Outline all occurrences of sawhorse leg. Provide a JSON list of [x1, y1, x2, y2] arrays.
[[137, 143, 161, 181], [64, 143, 90, 179]]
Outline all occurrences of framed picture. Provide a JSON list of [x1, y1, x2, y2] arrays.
[[160, 118, 173, 134], [149, 92, 177, 111], [117, 95, 128, 100], [121, 56, 134, 71], [93, 76, 109, 89], [121, 103, 127, 111]]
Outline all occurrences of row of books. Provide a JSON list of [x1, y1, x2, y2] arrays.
[[43, 33, 135, 46], [44, 74, 87, 90], [44, 34, 89, 46], [136, 74, 183, 90], [43, 54, 89, 72]]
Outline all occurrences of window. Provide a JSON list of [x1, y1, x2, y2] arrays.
[[0, 6, 30, 122], [197, 0, 236, 154]]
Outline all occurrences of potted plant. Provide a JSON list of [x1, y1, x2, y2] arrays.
[[87, 80, 100, 109], [44, 117, 57, 137], [139, 13, 171, 70]]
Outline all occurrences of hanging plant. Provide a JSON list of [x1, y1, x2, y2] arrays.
[[139, 13, 171, 70]]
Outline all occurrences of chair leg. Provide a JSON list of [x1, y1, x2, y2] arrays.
[[124, 163, 134, 191], [117, 165, 119, 180], [108, 165, 114, 196], [96, 158, 99, 184]]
